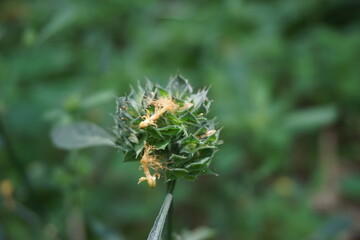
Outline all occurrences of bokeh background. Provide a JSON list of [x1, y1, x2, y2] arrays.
[[1, 0, 360, 239]]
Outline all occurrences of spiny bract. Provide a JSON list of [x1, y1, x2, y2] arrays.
[[114, 75, 221, 188]]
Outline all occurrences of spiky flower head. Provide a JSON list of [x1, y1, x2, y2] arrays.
[[114, 75, 222, 188]]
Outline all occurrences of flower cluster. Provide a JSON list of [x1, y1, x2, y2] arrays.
[[114, 75, 221, 188]]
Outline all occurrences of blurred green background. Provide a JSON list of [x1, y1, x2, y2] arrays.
[[1, 0, 360, 239]]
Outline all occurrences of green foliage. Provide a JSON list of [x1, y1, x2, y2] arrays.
[[1, 0, 360, 239]]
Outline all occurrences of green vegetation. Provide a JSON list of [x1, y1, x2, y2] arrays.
[[1, 0, 360, 239], [51, 76, 221, 239]]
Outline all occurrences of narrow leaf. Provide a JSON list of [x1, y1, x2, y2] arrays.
[[147, 182, 176, 240]]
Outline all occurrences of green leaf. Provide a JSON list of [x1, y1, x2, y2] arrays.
[[167, 74, 193, 98], [156, 86, 170, 98], [194, 126, 208, 137], [196, 147, 217, 158], [182, 144, 197, 153], [204, 130, 220, 144], [155, 138, 171, 150], [165, 112, 183, 125], [128, 133, 139, 144], [134, 140, 145, 157], [285, 105, 337, 132], [168, 168, 190, 178], [39, 5, 79, 42], [192, 167, 218, 177], [146, 126, 164, 139], [158, 125, 183, 136], [191, 89, 208, 111], [180, 111, 199, 124], [51, 122, 115, 150], [170, 154, 188, 163], [123, 151, 137, 162], [144, 78, 154, 95], [181, 135, 200, 145], [185, 157, 211, 170], [147, 182, 175, 240], [117, 97, 140, 118], [192, 103, 209, 115], [127, 99, 141, 116], [183, 175, 198, 181]]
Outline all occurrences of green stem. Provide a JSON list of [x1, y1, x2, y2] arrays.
[[166, 180, 176, 240]]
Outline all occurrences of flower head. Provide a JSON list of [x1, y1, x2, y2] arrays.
[[114, 74, 222, 187]]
